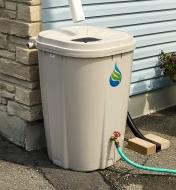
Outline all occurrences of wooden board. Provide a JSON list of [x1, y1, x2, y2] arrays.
[[128, 137, 156, 155], [145, 134, 170, 150]]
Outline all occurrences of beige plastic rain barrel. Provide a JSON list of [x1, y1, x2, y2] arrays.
[[37, 26, 135, 171]]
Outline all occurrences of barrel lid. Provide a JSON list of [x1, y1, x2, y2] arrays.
[[37, 26, 135, 58]]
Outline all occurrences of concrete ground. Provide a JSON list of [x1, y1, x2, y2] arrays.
[[0, 106, 175, 190]]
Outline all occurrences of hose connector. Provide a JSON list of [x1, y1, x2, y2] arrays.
[[111, 131, 121, 146]]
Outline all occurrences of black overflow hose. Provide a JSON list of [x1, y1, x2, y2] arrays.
[[127, 112, 161, 152]]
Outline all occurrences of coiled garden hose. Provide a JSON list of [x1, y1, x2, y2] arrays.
[[115, 142, 176, 175]]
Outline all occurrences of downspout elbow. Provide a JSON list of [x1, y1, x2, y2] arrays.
[[26, 36, 37, 49]]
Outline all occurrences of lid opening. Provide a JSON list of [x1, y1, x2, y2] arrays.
[[72, 37, 101, 43]]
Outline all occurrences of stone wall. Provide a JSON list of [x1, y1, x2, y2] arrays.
[[0, 0, 45, 150]]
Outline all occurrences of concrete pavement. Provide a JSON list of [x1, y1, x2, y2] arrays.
[[0, 106, 175, 190]]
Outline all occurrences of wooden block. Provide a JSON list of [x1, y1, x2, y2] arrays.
[[128, 137, 156, 155], [144, 134, 170, 150]]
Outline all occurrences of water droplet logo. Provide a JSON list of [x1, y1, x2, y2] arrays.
[[109, 64, 122, 87]]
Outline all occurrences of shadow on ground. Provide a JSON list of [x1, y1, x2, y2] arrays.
[[0, 106, 175, 190], [133, 106, 176, 137], [0, 135, 110, 190]]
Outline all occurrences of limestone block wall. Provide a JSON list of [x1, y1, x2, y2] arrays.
[[0, 0, 44, 150]]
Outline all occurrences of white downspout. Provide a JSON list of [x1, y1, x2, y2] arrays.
[[68, 0, 85, 22], [27, 0, 85, 48]]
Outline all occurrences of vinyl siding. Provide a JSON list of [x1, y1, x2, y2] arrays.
[[42, 0, 176, 95]]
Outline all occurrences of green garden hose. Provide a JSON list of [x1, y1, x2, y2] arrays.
[[115, 142, 176, 175]]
